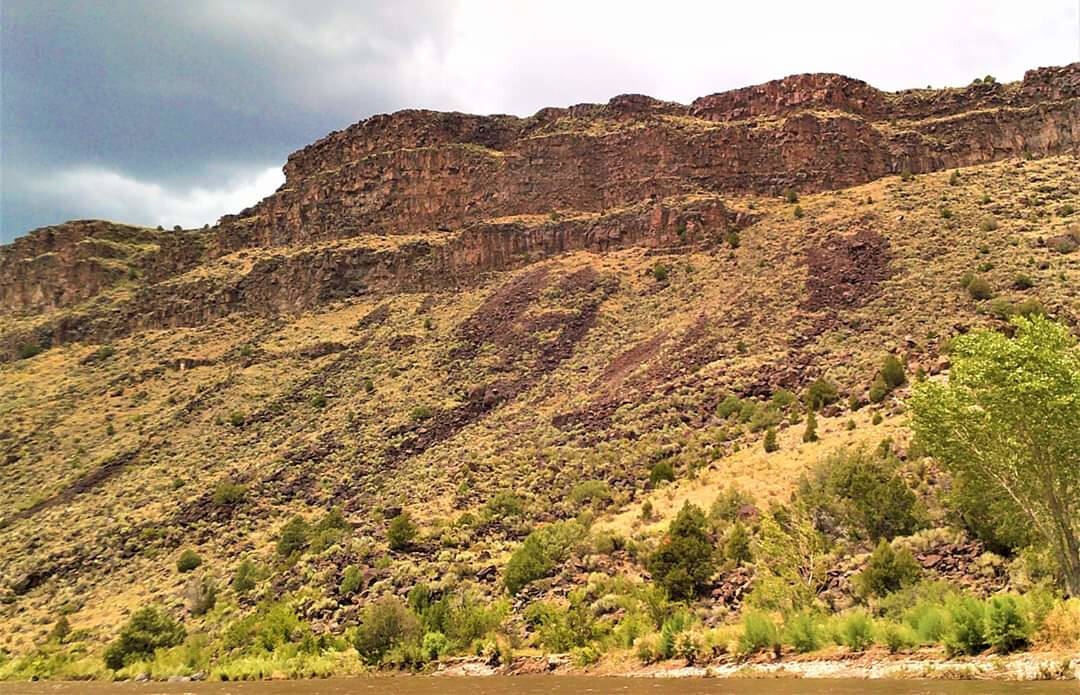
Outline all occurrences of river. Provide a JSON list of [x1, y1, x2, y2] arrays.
[[1, 678, 1076, 695]]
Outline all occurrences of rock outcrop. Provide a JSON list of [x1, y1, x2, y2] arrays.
[[2, 64, 1079, 358]]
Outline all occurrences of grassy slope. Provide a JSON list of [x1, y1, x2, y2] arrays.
[[0, 156, 1077, 655]]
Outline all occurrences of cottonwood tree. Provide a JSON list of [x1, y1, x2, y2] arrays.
[[911, 316, 1080, 595]]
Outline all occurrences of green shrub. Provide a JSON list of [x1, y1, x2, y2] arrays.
[[948, 171, 960, 186], [967, 277, 993, 300], [526, 593, 597, 652], [276, 516, 310, 557], [940, 206, 953, 219], [784, 611, 822, 653], [802, 409, 818, 443], [658, 608, 696, 660], [212, 481, 246, 507], [647, 503, 716, 601], [352, 596, 419, 665], [763, 427, 778, 453], [749, 405, 782, 433], [944, 596, 988, 655], [804, 378, 839, 411], [340, 565, 363, 596], [723, 522, 752, 566], [640, 500, 654, 521], [709, 486, 753, 524], [504, 521, 586, 595], [793, 205, 805, 219], [228, 412, 245, 427], [726, 232, 740, 249], [649, 460, 675, 487], [176, 549, 202, 573], [785, 189, 799, 204], [185, 574, 218, 616], [48, 616, 72, 644], [16, 343, 43, 360], [483, 491, 526, 519], [231, 560, 260, 594], [717, 394, 743, 418], [986, 595, 1030, 653], [880, 354, 906, 390], [912, 604, 948, 643], [739, 611, 780, 656], [770, 389, 797, 409], [422, 631, 449, 660], [569, 480, 611, 507], [388, 512, 418, 551], [879, 622, 918, 653], [839, 611, 874, 651], [652, 264, 670, 282], [854, 540, 922, 599], [798, 446, 924, 541], [868, 375, 889, 404], [103, 606, 185, 670], [410, 405, 434, 421], [1014, 298, 1045, 317]]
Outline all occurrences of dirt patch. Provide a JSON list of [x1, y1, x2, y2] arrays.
[[804, 227, 893, 310]]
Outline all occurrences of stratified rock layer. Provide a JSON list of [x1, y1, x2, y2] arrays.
[[2, 64, 1078, 358]]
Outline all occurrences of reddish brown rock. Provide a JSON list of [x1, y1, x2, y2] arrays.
[[2, 65, 1079, 359]]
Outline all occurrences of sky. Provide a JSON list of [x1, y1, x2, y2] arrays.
[[2, 0, 1079, 243]]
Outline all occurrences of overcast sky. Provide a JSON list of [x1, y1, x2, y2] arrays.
[[2, 0, 1078, 243]]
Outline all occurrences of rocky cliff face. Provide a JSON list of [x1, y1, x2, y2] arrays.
[[2, 64, 1078, 358]]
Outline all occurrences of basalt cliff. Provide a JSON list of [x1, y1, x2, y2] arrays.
[[2, 65, 1078, 354], [0, 67, 1079, 671]]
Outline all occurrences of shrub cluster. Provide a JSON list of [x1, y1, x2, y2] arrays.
[[504, 521, 587, 595], [103, 607, 185, 670]]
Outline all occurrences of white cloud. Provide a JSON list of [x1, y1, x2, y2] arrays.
[[25, 166, 284, 230], [428, 0, 1079, 115]]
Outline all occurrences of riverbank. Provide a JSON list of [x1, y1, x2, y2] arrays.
[[433, 648, 1079, 681]]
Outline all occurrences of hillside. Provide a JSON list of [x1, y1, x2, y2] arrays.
[[1, 66, 1079, 677]]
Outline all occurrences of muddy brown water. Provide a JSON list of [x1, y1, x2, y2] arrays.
[[1, 678, 1076, 695]]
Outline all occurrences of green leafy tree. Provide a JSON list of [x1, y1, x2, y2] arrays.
[[911, 316, 1080, 595], [748, 513, 827, 613], [103, 606, 185, 669], [646, 503, 716, 601]]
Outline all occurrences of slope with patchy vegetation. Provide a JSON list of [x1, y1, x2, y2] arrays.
[[1, 67, 1079, 680]]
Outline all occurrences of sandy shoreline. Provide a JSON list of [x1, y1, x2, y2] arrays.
[[433, 649, 1079, 681]]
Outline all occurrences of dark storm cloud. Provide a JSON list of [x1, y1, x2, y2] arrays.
[[1, 0, 459, 239]]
